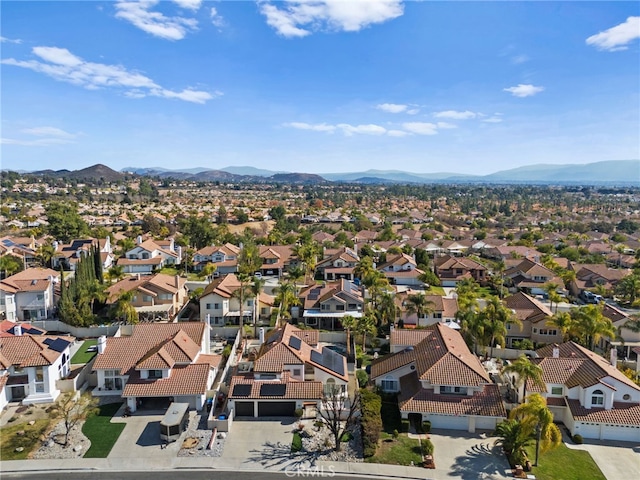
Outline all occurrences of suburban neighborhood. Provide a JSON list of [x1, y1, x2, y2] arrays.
[[0, 167, 639, 480]]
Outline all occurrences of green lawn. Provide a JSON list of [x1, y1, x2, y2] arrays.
[[365, 432, 423, 466], [157, 267, 200, 280], [424, 286, 446, 296], [524, 443, 605, 480], [0, 418, 49, 460], [82, 403, 125, 458], [71, 339, 98, 364]]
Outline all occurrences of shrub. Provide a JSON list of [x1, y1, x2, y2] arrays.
[[356, 369, 369, 388], [222, 345, 232, 358], [8, 416, 17, 423], [422, 438, 435, 456], [291, 432, 303, 452], [422, 421, 431, 433], [392, 429, 399, 439], [360, 389, 383, 457], [572, 434, 583, 444], [294, 408, 303, 418]]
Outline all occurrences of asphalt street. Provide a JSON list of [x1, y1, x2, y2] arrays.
[[1, 472, 397, 480]]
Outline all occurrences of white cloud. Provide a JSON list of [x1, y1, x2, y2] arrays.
[[433, 110, 477, 120], [402, 122, 439, 135], [436, 122, 457, 129], [511, 54, 529, 64], [0, 36, 22, 44], [337, 123, 387, 136], [406, 108, 420, 115], [259, 0, 404, 38], [284, 122, 337, 132], [210, 7, 224, 28], [503, 84, 544, 98], [482, 117, 503, 124], [387, 129, 409, 137], [1, 138, 72, 147], [115, 0, 199, 40], [172, 0, 202, 11], [2, 46, 217, 104], [377, 103, 407, 113], [586, 16, 640, 52], [21, 127, 76, 139]]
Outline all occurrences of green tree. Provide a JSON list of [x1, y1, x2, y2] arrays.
[[179, 215, 215, 249], [480, 296, 522, 358], [502, 355, 545, 403], [547, 311, 575, 342], [107, 265, 125, 283], [45, 202, 89, 242], [112, 290, 138, 324], [273, 281, 299, 328], [570, 304, 616, 350], [510, 394, 562, 466], [0, 255, 23, 277], [342, 314, 357, 358], [251, 276, 266, 337], [404, 293, 434, 325], [494, 419, 534, 466], [615, 273, 640, 307], [35, 244, 55, 268], [200, 262, 218, 282]]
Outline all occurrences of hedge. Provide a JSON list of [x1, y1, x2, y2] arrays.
[[360, 389, 382, 457]]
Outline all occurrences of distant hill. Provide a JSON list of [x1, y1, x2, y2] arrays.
[[221, 166, 283, 177], [31, 164, 124, 182], [270, 173, 325, 184], [122, 166, 211, 175]]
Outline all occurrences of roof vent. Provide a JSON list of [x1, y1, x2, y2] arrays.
[[31, 279, 37, 285]]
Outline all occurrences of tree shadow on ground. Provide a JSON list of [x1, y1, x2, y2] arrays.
[[448, 441, 509, 480], [245, 440, 334, 470]]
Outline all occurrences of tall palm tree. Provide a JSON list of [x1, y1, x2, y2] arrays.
[[376, 291, 398, 328], [480, 296, 521, 358], [36, 244, 55, 268], [251, 276, 266, 337], [404, 293, 434, 327], [571, 304, 616, 350], [113, 290, 138, 324], [615, 273, 640, 307], [231, 278, 252, 334], [456, 290, 482, 352], [502, 355, 545, 403], [356, 311, 377, 352], [107, 265, 125, 283], [547, 311, 574, 342], [273, 281, 298, 328], [342, 314, 357, 358], [354, 256, 376, 282], [494, 419, 533, 466], [543, 282, 560, 312], [510, 394, 562, 466], [82, 279, 107, 315]]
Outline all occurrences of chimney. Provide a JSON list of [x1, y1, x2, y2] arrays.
[[205, 315, 211, 353], [97, 335, 107, 354], [14, 324, 22, 336], [136, 273, 141, 280], [259, 327, 265, 344], [552, 346, 560, 358], [137, 235, 143, 245], [175, 275, 180, 288], [610, 348, 617, 366]]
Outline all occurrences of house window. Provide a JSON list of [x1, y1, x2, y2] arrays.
[[142, 252, 150, 259], [35, 367, 44, 382], [293, 369, 301, 377], [36, 294, 44, 301], [380, 377, 398, 392], [206, 303, 213, 310], [591, 389, 604, 406], [434, 313, 442, 319], [336, 305, 345, 311], [348, 304, 357, 310], [148, 370, 163, 379], [551, 387, 563, 396], [440, 386, 468, 395], [214, 303, 220, 309], [142, 295, 153, 302], [104, 370, 123, 391]]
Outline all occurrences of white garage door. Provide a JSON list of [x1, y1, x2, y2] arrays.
[[475, 416, 498, 431], [429, 414, 469, 430], [574, 423, 600, 439], [601, 425, 640, 443]]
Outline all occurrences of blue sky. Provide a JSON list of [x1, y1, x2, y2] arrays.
[[1, 1, 639, 175]]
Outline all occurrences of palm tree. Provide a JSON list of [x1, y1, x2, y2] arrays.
[[376, 291, 398, 328], [548, 311, 574, 342], [273, 281, 298, 328], [494, 419, 533, 466], [113, 290, 138, 324], [81, 279, 107, 315], [571, 304, 616, 351], [354, 256, 376, 282], [286, 265, 305, 295], [480, 296, 521, 358], [35, 244, 55, 268], [107, 265, 125, 283], [200, 262, 217, 282], [356, 311, 377, 352], [251, 276, 266, 337], [456, 290, 482, 352], [342, 314, 357, 358], [404, 293, 434, 327], [502, 355, 545, 403], [231, 278, 252, 334], [510, 394, 562, 466], [615, 273, 640, 307], [543, 282, 560, 312]]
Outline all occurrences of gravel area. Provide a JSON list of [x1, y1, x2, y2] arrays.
[[298, 420, 363, 463], [32, 419, 90, 459], [177, 410, 225, 457]]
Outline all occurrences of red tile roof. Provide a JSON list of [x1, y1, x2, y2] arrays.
[[0, 334, 74, 367], [123, 363, 210, 397], [567, 398, 640, 426], [229, 375, 323, 400]]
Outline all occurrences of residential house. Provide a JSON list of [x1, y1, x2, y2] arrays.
[[504, 292, 561, 347], [371, 324, 506, 432], [192, 243, 240, 274], [0, 268, 59, 321], [117, 237, 181, 274], [484, 246, 543, 262], [106, 273, 188, 321], [316, 247, 359, 282], [377, 253, 425, 286], [199, 273, 272, 326], [517, 342, 640, 442], [297, 279, 364, 330], [228, 323, 348, 418], [434, 255, 487, 287], [92, 322, 220, 413], [52, 237, 113, 271], [0, 327, 73, 407], [258, 245, 294, 278], [504, 258, 564, 296], [605, 304, 640, 361], [396, 292, 459, 329], [0, 236, 38, 268], [568, 263, 631, 297]]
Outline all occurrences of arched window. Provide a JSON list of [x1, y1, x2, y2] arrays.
[[324, 378, 337, 396], [591, 389, 604, 406]]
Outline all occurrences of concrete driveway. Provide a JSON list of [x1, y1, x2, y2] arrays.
[[219, 418, 303, 470], [427, 429, 511, 480], [564, 437, 640, 480], [108, 409, 182, 459]]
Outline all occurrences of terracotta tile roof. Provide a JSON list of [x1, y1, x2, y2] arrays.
[[117, 257, 164, 266], [567, 398, 640, 426], [0, 334, 74, 367], [123, 363, 210, 397], [373, 324, 491, 387], [229, 375, 323, 400], [10, 278, 51, 292], [389, 329, 432, 348], [545, 397, 567, 407], [200, 273, 242, 299], [196, 354, 223, 369], [533, 342, 640, 393], [398, 373, 506, 418], [5, 267, 59, 281], [0, 373, 8, 392], [93, 323, 204, 375], [0, 321, 46, 337], [505, 292, 552, 323]]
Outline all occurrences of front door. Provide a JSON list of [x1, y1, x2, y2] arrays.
[[11, 385, 25, 400]]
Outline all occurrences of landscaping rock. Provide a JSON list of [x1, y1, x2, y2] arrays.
[[16, 430, 25, 436], [15, 447, 24, 452], [73, 445, 83, 453], [28, 420, 36, 426]]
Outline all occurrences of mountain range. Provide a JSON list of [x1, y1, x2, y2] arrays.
[[11, 160, 640, 186]]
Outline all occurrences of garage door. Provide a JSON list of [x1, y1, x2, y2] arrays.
[[258, 401, 296, 417], [574, 423, 600, 439], [428, 414, 469, 430], [475, 416, 498, 431], [234, 401, 254, 417], [601, 425, 640, 442]]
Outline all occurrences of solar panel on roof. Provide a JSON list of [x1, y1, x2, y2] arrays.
[[308, 294, 318, 300], [232, 384, 252, 397], [42, 338, 54, 345], [260, 383, 286, 397], [322, 347, 345, 376], [288, 336, 302, 350], [48, 338, 71, 353], [310, 350, 323, 365]]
